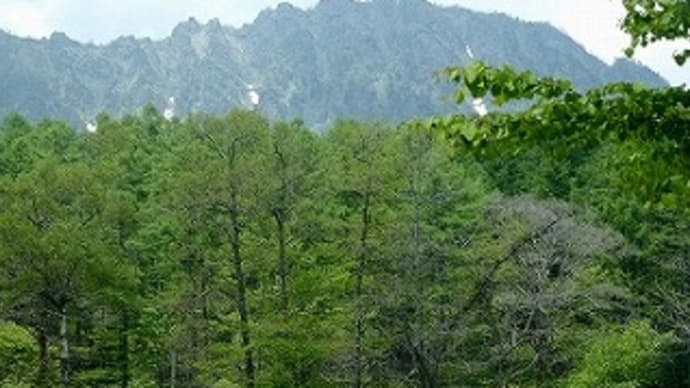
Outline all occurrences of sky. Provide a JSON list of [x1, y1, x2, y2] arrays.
[[0, 0, 687, 85]]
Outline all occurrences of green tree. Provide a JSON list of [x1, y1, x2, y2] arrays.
[[0, 159, 130, 387], [175, 110, 271, 387], [325, 120, 397, 387], [622, 0, 690, 65], [566, 321, 674, 388], [0, 320, 38, 386], [374, 126, 490, 387], [428, 43, 690, 386], [263, 120, 324, 313]]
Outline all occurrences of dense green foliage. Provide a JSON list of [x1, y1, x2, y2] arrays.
[[421, 38, 690, 387], [622, 0, 690, 65], [565, 321, 673, 388], [0, 100, 687, 386], [1, 2, 689, 387]]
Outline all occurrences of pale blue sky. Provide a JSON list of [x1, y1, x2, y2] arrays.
[[0, 0, 687, 85]]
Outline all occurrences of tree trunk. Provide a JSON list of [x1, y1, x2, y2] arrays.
[[274, 210, 289, 313], [170, 351, 177, 388], [36, 327, 50, 387], [354, 193, 370, 388], [410, 168, 440, 388], [273, 139, 290, 315], [120, 309, 130, 388], [59, 307, 70, 388], [411, 343, 435, 388], [229, 202, 255, 388], [202, 269, 210, 322]]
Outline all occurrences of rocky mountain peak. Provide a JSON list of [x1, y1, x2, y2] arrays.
[[172, 17, 203, 37], [0, 1, 668, 128]]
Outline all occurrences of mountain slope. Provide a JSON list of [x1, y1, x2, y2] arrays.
[[0, 0, 667, 128]]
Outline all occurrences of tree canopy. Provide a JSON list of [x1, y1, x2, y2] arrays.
[[622, 0, 690, 65]]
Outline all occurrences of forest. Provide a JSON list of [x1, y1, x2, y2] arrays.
[[1, 0, 690, 387]]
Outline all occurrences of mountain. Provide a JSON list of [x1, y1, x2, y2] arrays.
[[0, 0, 667, 129]]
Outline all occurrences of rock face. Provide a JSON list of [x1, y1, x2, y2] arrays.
[[0, 0, 667, 128]]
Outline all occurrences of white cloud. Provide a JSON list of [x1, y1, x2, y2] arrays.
[[0, 0, 687, 85], [0, 1, 315, 42], [437, 0, 628, 59], [0, 0, 62, 38]]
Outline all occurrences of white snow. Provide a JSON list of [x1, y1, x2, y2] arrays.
[[465, 44, 488, 117], [465, 44, 475, 59], [472, 98, 488, 117], [163, 96, 176, 121], [247, 84, 260, 107], [85, 121, 97, 134]]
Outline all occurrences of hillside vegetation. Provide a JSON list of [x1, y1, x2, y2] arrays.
[[1, 0, 689, 386]]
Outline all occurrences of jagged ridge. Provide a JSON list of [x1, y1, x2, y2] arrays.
[[0, 0, 667, 128]]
